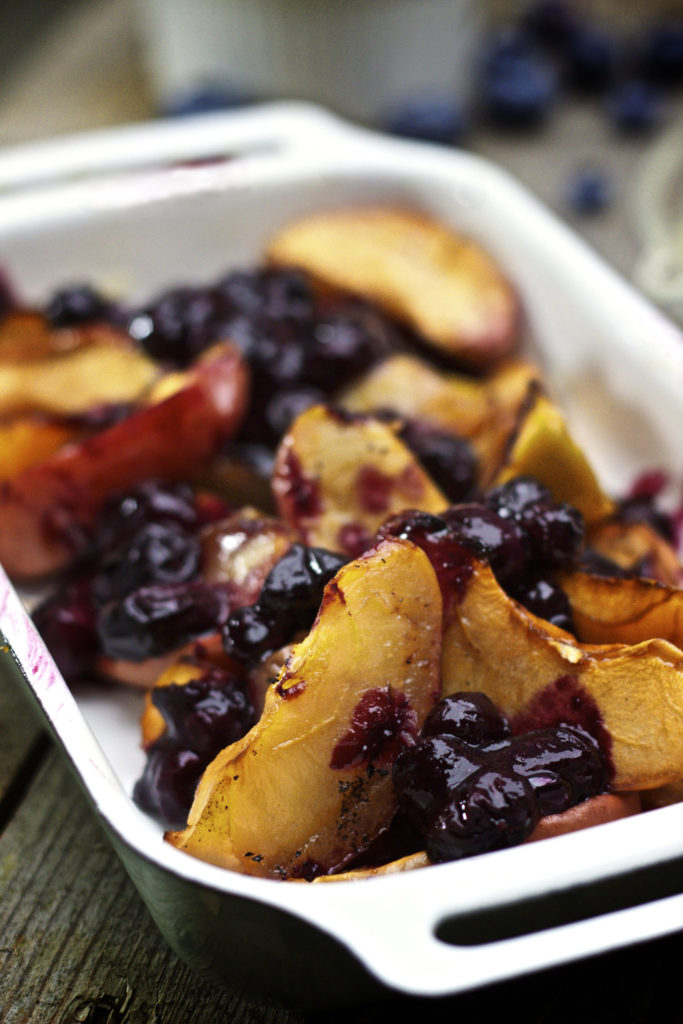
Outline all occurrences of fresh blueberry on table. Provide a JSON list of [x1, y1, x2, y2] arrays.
[[163, 85, 252, 117], [383, 97, 468, 146], [634, 21, 683, 87], [564, 25, 618, 93], [607, 79, 664, 134], [480, 30, 558, 129], [566, 167, 613, 215], [521, 0, 579, 51]]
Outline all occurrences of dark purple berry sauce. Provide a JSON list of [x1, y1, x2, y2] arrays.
[[330, 687, 419, 770], [133, 665, 255, 828], [222, 543, 345, 666], [392, 691, 609, 862], [32, 480, 226, 678]]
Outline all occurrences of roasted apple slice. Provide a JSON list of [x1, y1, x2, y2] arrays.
[[0, 309, 114, 362], [489, 387, 615, 525], [560, 570, 683, 649], [0, 331, 158, 417], [272, 404, 446, 556], [587, 519, 682, 586], [441, 557, 683, 791], [167, 538, 443, 878], [0, 342, 248, 580], [340, 354, 539, 440], [266, 206, 519, 367]]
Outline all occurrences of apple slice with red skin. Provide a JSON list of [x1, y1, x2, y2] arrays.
[[167, 538, 443, 878], [0, 342, 248, 580]]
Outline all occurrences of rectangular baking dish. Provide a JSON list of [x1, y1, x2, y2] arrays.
[[1, 102, 683, 1007]]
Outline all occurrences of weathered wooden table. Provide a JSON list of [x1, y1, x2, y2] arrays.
[[2, 3, 683, 1018]]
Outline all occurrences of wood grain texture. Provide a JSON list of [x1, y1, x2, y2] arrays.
[[0, 740, 304, 1024]]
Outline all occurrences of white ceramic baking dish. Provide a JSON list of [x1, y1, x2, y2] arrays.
[[1, 102, 683, 1008]]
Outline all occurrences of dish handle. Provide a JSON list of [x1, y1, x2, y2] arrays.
[[0, 101, 356, 194], [304, 851, 683, 996]]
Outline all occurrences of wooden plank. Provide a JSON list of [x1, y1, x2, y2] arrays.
[[0, 644, 47, 805], [0, 743, 305, 1024]]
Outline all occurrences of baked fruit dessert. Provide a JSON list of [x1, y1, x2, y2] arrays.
[[3, 205, 680, 881]]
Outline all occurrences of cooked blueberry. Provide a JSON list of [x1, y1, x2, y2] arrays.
[[511, 576, 574, 631], [441, 503, 527, 585], [127, 285, 229, 365], [484, 476, 584, 572], [424, 767, 540, 862], [45, 284, 111, 327], [393, 735, 483, 829], [98, 582, 231, 660], [222, 544, 346, 663], [523, 501, 584, 569], [133, 746, 202, 829], [222, 603, 281, 663], [399, 421, 478, 503], [509, 725, 608, 812], [152, 672, 254, 756], [262, 385, 327, 439], [135, 676, 254, 828], [90, 521, 201, 607], [96, 480, 200, 553], [32, 576, 99, 680], [422, 692, 510, 747], [260, 543, 346, 616]]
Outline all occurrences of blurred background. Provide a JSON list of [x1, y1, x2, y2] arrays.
[[0, 0, 682, 320]]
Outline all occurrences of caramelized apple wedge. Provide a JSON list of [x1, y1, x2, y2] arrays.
[[0, 343, 248, 580], [167, 538, 443, 878], [341, 353, 539, 436], [587, 519, 682, 586], [273, 404, 447, 557], [266, 206, 519, 367], [560, 570, 683, 648], [0, 332, 158, 417], [441, 558, 683, 790], [490, 387, 615, 525]]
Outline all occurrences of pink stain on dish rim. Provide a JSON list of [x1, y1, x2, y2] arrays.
[[0, 569, 64, 693]]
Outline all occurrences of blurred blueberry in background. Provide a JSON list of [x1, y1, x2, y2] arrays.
[[384, 96, 469, 146]]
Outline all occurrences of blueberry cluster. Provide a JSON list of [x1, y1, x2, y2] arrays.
[[133, 666, 256, 829], [222, 543, 346, 665], [33, 481, 228, 676], [398, 419, 478, 505], [126, 268, 401, 448], [379, 475, 584, 631], [393, 692, 607, 861]]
